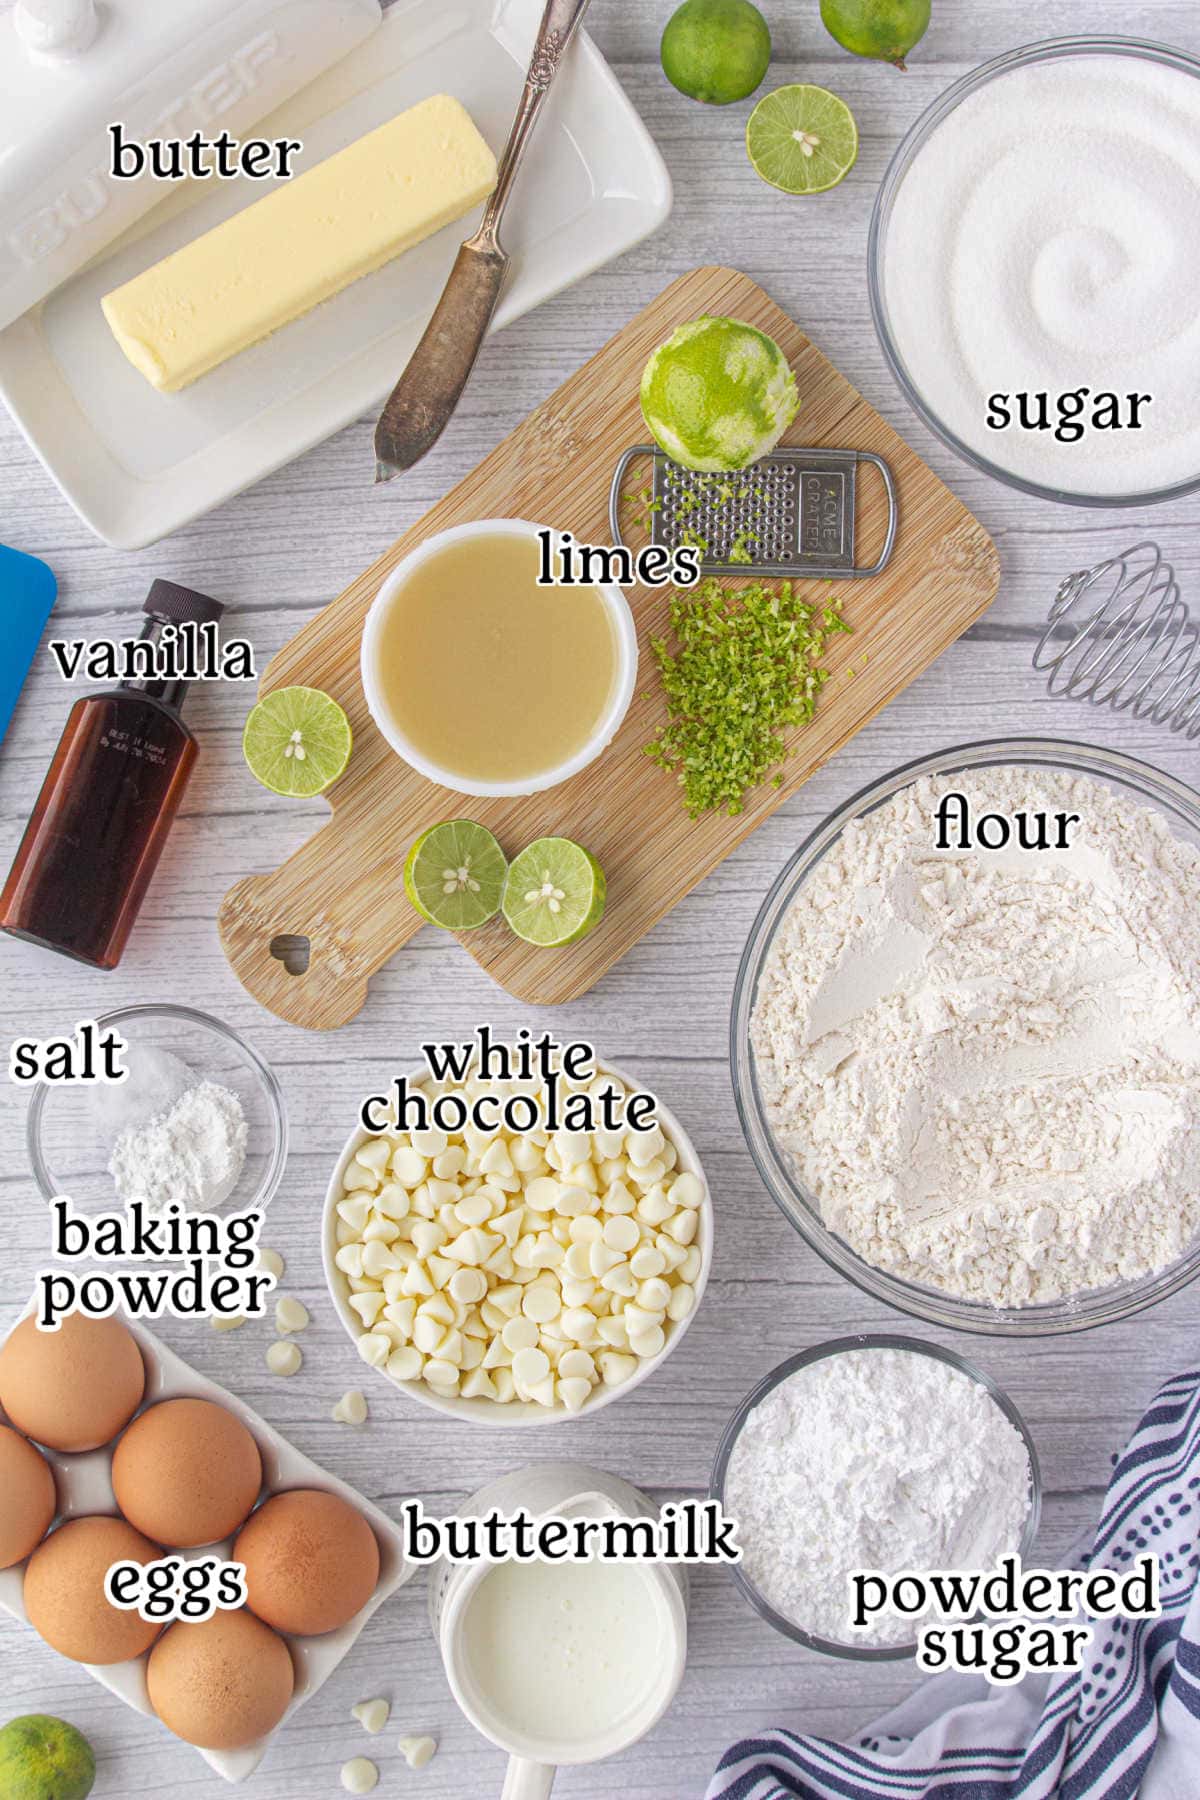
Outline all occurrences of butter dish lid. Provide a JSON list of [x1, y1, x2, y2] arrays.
[[0, 0, 382, 333]]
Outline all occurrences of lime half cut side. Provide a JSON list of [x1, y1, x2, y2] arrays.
[[746, 85, 859, 195], [405, 820, 508, 930], [242, 686, 352, 797], [502, 837, 606, 948]]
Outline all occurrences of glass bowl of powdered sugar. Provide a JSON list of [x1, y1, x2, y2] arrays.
[[733, 738, 1200, 1336], [712, 1335, 1041, 1657], [27, 1003, 287, 1216]]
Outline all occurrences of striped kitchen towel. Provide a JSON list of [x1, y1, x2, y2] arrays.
[[707, 1368, 1200, 1800]]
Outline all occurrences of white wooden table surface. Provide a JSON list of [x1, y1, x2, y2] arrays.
[[4, 1, 1200, 1794]]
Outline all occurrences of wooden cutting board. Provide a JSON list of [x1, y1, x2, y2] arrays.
[[219, 266, 999, 1029]]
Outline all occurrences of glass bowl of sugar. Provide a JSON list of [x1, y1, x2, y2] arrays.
[[711, 1334, 1042, 1658], [27, 1003, 288, 1216], [731, 738, 1200, 1336], [869, 36, 1200, 508]]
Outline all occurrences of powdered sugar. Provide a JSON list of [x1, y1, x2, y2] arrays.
[[724, 1348, 1032, 1646], [108, 1077, 248, 1210], [752, 767, 1200, 1307]]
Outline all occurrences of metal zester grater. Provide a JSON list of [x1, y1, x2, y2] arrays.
[[609, 445, 898, 579]]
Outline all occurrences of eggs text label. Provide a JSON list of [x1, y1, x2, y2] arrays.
[[106, 1555, 248, 1623], [9, 1019, 126, 1085], [34, 1198, 274, 1329], [360, 1027, 659, 1139]]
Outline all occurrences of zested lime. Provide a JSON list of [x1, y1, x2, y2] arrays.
[[405, 820, 508, 930], [242, 686, 352, 797], [746, 85, 859, 195], [502, 837, 606, 947]]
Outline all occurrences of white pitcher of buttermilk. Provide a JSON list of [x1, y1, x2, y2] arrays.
[[429, 1461, 689, 1797]]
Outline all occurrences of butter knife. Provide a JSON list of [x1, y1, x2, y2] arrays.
[[374, 0, 594, 482]]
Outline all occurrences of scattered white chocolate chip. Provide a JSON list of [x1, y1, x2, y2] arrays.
[[275, 1296, 310, 1334], [340, 1756, 379, 1794], [332, 1390, 369, 1426], [257, 1246, 285, 1280], [210, 1313, 245, 1331], [266, 1339, 302, 1376], [335, 1069, 705, 1414], [351, 1698, 390, 1734], [398, 1735, 437, 1771]]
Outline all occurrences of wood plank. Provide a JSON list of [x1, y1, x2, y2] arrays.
[[218, 266, 998, 1025]]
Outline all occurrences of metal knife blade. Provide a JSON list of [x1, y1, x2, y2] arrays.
[[373, 0, 593, 483], [373, 238, 507, 482]]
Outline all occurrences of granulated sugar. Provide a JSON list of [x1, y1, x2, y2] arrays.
[[883, 54, 1200, 496], [723, 1348, 1032, 1647], [752, 767, 1200, 1307]]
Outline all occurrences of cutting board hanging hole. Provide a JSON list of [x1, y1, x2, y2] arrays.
[[269, 933, 311, 976]]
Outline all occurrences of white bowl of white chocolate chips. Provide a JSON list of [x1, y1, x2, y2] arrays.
[[321, 1060, 712, 1424]]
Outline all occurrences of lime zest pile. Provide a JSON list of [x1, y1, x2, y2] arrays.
[[645, 577, 852, 817]]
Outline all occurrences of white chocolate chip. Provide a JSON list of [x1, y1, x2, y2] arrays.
[[341, 1757, 379, 1794], [257, 1247, 284, 1280], [266, 1339, 302, 1376], [351, 1698, 390, 1734], [210, 1313, 245, 1331], [398, 1735, 437, 1770], [333, 1390, 369, 1426], [275, 1296, 310, 1334], [334, 1069, 703, 1413]]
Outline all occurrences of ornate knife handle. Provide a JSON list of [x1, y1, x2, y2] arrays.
[[473, 0, 594, 253]]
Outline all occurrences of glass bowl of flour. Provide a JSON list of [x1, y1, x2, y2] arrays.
[[27, 1003, 288, 1216], [733, 739, 1200, 1335], [712, 1335, 1041, 1657], [869, 37, 1200, 507]]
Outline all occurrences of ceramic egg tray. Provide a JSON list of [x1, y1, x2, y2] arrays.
[[0, 1305, 414, 1783]]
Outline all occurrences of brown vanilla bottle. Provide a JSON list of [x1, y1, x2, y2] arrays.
[[0, 580, 223, 969]]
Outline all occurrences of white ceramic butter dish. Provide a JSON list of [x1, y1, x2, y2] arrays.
[[0, 0, 671, 548]]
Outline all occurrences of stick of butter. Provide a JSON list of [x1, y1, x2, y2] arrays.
[[101, 95, 498, 394]]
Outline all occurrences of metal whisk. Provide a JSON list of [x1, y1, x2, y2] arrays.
[[1034, 541, 1200, 740]]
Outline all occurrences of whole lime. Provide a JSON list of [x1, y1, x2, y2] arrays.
[[640, 315, 799, 472], [661, 0, 772, 105], [820, 0, 930, 68], [0, 1716, 96, 1800]]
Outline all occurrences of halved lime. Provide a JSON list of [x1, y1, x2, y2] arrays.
[[243, 686, 352, 797], [405, 820, 508, 930], [502, 838, 606, 948], [746, 85, 859, 195]]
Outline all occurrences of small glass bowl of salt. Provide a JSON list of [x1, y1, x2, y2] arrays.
[[711, 1333, 1042, 1660], [27, 1003, 287, 1216]]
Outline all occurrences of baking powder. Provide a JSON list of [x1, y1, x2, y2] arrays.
[[723, 1348, 1032, 1646], [109, 1075, 248, 1209], [752, 767, 1200, 1307]]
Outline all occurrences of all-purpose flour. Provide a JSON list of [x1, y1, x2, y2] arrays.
[[752, 767, 1200, 1307], [724, 1349, 1032, 1646]]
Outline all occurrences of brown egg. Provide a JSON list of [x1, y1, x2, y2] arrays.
[[0, 1312, 144, 1452], [0, 1425, 57, 1567], [111, 1397, 262, 1548], [147, 1609, 294, 1749], [23, 1515, 162, 1663], [235, 1488, 380, 1635]]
